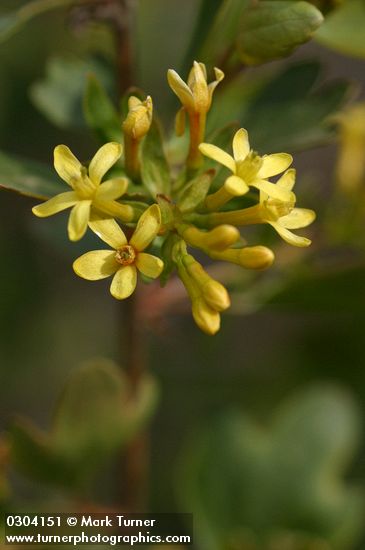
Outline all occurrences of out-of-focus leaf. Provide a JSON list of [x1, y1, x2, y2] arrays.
[[198, 0, 250, 65], [315, 0, 365, 59], [241, 61, 351, 152], [83, 74, 123, 142], [183, 0, 226, 72], [237, 1, 323, 65], [10, 421, 77, 487], [178, 385, 364, 550], [0, 0, 74, 44], [141, 120, 171, 198], [10, 359, 159, 489], [267, 262, 365, 312], [30, 56, 115, 130], [0, 150, 60, 200]]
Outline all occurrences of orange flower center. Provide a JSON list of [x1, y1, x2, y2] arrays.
[[115, 245, 136, 266]]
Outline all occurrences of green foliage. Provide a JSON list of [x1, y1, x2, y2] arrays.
[[236, 1, 324, 65], [267, 261, 365, 312], [183, 0, 228, 71], [140, 120, 171, 198], [315, 0, 365, 59], [241, 61, 351, 152], [30, 56, 115, 130], [178, 385, 364, 550], [9, 359, 159, 490], [198, 0, 250, 64], [0, 150, 60, 200], [0, 0, 73, 44], [83, 75, 123, 143]]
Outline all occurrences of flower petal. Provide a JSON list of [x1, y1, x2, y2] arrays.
[[88, 142, 122, 186], [259, 153, 293, 178], [54, 145, 82, 186], [232, 129, 250, 162], [110, 266, 137, 300], [279, 208, 316, 229], [96, 177, 128, 200], [94, 199, 134, 222], [225, 175, 249, 196], [32, 191, 78, 217], [199, 143, 235, 172], [252, 179, 294, 202], [167, 69, 194, 110], [207, 67, 225, 102], [73, 250, 118, 280], [130, 204, 161, 252], [277, 168, 296, 191], [88, 217, 127, 249], [136, 253, 164, 279], [68, 200, 91, 241], [269, 222, 311, 247]]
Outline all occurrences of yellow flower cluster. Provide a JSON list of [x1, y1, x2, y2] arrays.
[[32, 61, 315, 335]]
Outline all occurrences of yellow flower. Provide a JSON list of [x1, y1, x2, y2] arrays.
[[207, 169, 315, 247], [258, 169, 315, 247], [200, 128, 294, 202], [167, 61, 224, 117], [335, 102, 365, 192], [32, 143, 134, 241], [123, 95, 153, 140], [73, 205, 163, 300]]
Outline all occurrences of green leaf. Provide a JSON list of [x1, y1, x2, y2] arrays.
[[241, 60, 351, 152], [198, 0, 250, 65], [178, 171, 214, 213], [236, 1, 324, 65], [0, 0, 73, 44], [10, 420, 77, 487], [140, 120, 171, 198], [10, 359, 159, 489], [315, 0, 365, 59], [267, 262, 365, 313], [182, 0, 226, 72], [0, 150, 60, 200], [30, 56, 115, 130], [178, 386, 364, 550], [83, 74, 123, 142]]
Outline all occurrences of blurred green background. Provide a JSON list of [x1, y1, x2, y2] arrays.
[[1, 1, 365, 549]]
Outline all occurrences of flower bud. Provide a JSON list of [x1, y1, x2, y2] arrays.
[[123, 96, 153, 140], [202, 280, 230, 312], [209, 246, 275, 270], [182, 254, 230, 312], [182, 224, 240, 251], [192, 297, 221, 335]]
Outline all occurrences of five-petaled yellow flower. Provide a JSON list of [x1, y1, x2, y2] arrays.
[[200, 128, 294, 202], [217, 169, 315, 247], [73, 205, 164, 300], [32, 142, 134, 241], [257, 169, 316, 247]]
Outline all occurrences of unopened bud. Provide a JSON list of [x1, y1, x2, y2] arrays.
[[123, 95, 153, 140], [182, 224, 240, 251], [203, 280, 230, 312], [192, 297, 221, 335], [209, 245, 275, 270], [182, 254, 230, 312]]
